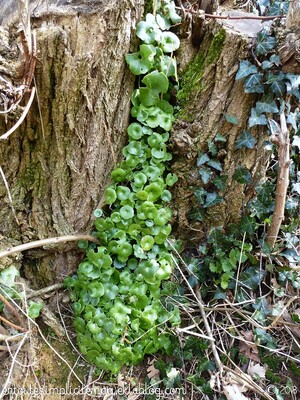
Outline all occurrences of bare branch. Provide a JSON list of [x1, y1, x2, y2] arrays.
[[0, 234, 99, 259], [266, 113, 290, 248]]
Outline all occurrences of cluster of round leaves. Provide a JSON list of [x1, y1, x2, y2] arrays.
[[65, 1, 181, 374]]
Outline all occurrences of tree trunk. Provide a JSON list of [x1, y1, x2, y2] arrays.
[[0, 0, 144, 286], [171, 10, 272, 241]]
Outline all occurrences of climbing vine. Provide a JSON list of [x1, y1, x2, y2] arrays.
[[65, 0, 182, 374]]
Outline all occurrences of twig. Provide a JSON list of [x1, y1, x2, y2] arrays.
[[26, 283, 65, 299], [82, 366, 95, 400], [0, 234, 99, 259], [266, 296, 298, 330], [266, 114, 290, 248], [0, 314, 26, 332], [175, 6, 286, 20], [0, 166, 19, 225], [0, 333, 28, 399], [194, 285, 224, 374], [168, 241, 224, 375], [56, 299, 87, 361], [0, 87, 36, 141], [0, 293, 24, 326], [2, 283, 84, 385], [204, 13, 286, 20], [234, 232, 246, 299], [0, 333, 24, 342], [176, 326, 214, 341]]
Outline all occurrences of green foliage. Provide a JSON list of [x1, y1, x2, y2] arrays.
[[65, 2, 181, 374], [28, 301, 43, 319], [189, 136, 227, 222]]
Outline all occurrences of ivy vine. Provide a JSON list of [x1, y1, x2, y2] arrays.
[[65, 0, 182, 374]]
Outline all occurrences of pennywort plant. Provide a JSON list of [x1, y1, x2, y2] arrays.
[[65, 0, 181, 374]]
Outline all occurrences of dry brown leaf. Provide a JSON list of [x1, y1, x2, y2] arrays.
[[147, 358, 160, 379], [239, 330, 260, 362]]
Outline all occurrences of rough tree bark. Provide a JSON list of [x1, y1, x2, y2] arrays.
[[0, 0, 143, 286]]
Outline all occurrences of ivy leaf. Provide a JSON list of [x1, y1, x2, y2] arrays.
[[255, 30, 277, 55], [207, 159, 223, 171], [244, 84, 264, 94], [249, 107, 267, 127], [239, 266, 266, 290], [292, 182, 300, 195], [212, 175, 228, 190], [261, 60, 273, 70], [235, 130, 256, 149], [208, 140, 218, 156], [197, 151, 210, 166], [287, 112, 299, 131], [199, 167, 212, 184], [214, 133, 227, 142], [270, 80, 286, 97], [239, 215, 257, 235], [233, 166, 252, 184], [235, 60, 258, 80], [189, 207, 205, 222], [256, 98, 279, 114], [203, 192, 224, 208], [225, 114, 238, 125], [193, 187, 206, 204], [292, 135, 300, 149], [244, 73, 263, 90], [269, 1, 289, 15], [286, 74, 300, 99], [270, 54, 281, 65]]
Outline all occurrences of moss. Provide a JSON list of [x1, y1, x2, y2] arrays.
[[176, 29, 226, 119], [206, 28, 226, 65], [177, 52, 205, 107], [144, 0, 153, 15]]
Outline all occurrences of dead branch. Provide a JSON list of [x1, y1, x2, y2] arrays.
[[0, 234, 99, 259], [266, 114, 290, 248]]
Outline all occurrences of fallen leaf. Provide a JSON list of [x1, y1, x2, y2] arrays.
[[247, 361, 266, 379], [239, 330, 260, 362], [147, 358, 160, 380], [223, 384, 250, 400]]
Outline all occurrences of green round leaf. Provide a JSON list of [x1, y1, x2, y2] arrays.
[[160, 31, 180, 53], [127, 122, 144, 140], [120, 205, 134, 220], [116, 186, 131, 201], [93, 209, 103, 218], [111, 168, 127, 182], [133, 172, 147, 187], [105, 187, 117, 204], [140, 235, 155, 251], [136, 19, 161, 44], [142, 71, 169, 94]]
